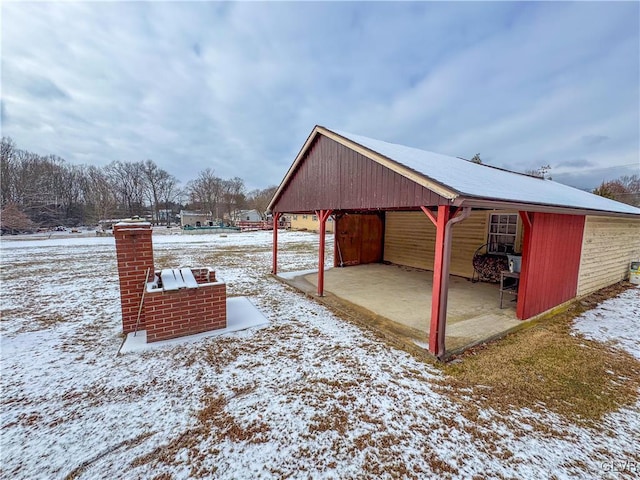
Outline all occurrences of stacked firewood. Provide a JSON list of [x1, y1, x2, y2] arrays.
[[473, 254, 509, 283]]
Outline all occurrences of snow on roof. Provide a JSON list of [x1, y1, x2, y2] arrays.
[[330, 128, 640, 216], [115, 221, 151, 227], [180, 210, 210, 216]]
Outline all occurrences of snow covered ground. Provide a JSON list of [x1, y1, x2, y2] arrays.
[[572, 287, 640, 361], [1, 231, 638, 479]]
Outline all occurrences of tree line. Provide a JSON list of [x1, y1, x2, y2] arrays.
[[1, 137, 277, 233]]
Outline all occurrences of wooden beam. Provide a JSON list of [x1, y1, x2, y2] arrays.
[[420, 206, 438, 226], [316, 209, 333, 296], [272, 212, 281, 275], [519, 211, 532, 231]]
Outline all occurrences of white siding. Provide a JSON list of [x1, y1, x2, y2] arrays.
[[577, 216, 640, 296]]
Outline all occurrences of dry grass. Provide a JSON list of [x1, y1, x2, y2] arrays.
[[439, 283, 640, 425]]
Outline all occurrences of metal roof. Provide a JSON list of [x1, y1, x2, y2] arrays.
[[330, 128, 640, 216]]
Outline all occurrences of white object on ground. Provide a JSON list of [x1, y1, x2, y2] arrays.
[[119, 296, 269, 354]]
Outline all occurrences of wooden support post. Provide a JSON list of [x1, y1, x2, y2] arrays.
[[272, 212, 281, 275], [429, 206, 451, 356], [316, 209, 333, 296]]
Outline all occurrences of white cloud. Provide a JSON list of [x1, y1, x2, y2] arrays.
[[1, 2, 638, 191]]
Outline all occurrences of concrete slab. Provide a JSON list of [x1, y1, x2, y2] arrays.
[[277, 263, 525, 354], [119, 296, 269, 354]]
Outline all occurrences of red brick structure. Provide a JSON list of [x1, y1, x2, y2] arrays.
[[114, 221, 227, 343], [114, 223, 155, 334], [144, 268, 227, 342]]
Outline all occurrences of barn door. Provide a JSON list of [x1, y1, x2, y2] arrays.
[[335, 213, 383, 267]]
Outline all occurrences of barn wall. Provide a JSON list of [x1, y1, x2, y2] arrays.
[[577, 216, 640, 296], [274, 135, 448, 212], [383, 210, 489, 278], [517, 213, 585, 319]]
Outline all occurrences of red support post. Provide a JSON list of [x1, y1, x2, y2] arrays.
[[429, 205, 451, 356], [316, 209, 333, 296], [272, 212, 281, 275], [516, 211, 533, 319]]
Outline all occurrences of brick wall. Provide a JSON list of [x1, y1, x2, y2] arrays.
[[114, 222, 154, 334], [114, 222, 227, 342], [144, 283, 227, 342]]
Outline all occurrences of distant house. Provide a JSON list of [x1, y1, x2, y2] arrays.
[[157, 209, 175, 223], [179, 210, 213, 228], [289, 213, 335, 233], [232, 209, 263, 223]]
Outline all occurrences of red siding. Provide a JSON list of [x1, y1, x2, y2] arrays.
[[517, 213, 585, 319], [273, 135, 448, 212]]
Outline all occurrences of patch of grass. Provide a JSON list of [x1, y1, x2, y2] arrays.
[[154, 252, 179, 269], [130, 386, 270, 476], [440, 283, 640, 424]]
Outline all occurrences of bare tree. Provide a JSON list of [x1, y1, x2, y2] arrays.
[[187, 168, 222, 217], [81, 166, 117, 224], [246, 186, 278, 218], [157, 172, 181, 226], [1, 137, 17, 206], [593, 174, 640, 206], [141, 159, 166, 224], [105, 161, 147, 217], [221, 177, 245, 220], [524, 164, 552, 179]]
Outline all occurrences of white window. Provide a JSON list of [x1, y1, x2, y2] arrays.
[[487, 214, 517, 254], [302, 215, 308, 219], [292, 215, 298, 220], [312, 215, 318, 221]]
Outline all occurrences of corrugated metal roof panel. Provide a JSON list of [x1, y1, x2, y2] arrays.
[[331, 128, 640, 216]]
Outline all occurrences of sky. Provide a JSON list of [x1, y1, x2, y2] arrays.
[[1, 1, 639, 192]]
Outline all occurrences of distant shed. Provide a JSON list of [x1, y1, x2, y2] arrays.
[[268, 126, 640, 358]]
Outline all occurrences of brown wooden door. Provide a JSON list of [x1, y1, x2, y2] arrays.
[[335, 213, 383, 266]]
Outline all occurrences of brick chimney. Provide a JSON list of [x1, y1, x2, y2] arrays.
[[114, 222, 154, 334]]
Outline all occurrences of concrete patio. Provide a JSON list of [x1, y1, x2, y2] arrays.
[[277, 263, 528, 354]]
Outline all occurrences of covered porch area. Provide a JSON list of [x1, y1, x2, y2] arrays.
[[277, 263, 523, 354], [267, 126, 616, 359]]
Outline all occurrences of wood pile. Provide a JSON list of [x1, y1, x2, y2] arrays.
[[473, 254, 509, 283]]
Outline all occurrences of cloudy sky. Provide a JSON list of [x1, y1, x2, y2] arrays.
[[2, 1, 638, 191]]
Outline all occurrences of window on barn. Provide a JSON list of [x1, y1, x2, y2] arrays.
[[303, 215, 308, 219], [292, 215, 298, 220], [487, 213, 517, 254], [312, 215, 318, 221]]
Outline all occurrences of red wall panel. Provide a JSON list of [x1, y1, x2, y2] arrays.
[[274, 135, 448, 212], [517, 213, 585, 319]]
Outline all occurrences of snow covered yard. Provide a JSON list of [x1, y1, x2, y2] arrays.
[[1, 231, 639, 479]]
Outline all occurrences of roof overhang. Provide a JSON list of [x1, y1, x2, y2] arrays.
[[454, 197, 640, 218]]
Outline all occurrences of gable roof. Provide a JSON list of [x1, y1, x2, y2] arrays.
[[269, 126, 640, 217]]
